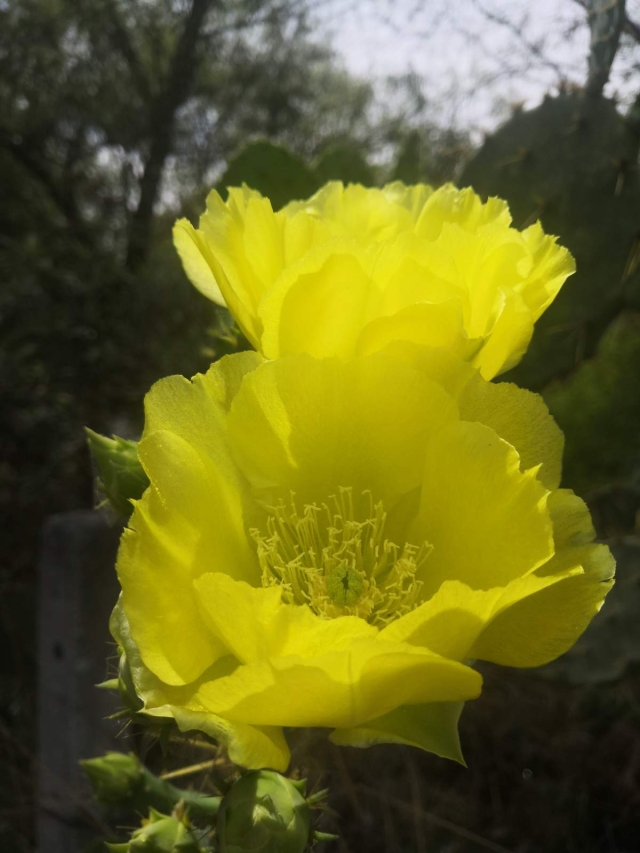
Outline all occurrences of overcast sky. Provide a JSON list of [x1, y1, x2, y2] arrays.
[[317, 0, 640, 133]]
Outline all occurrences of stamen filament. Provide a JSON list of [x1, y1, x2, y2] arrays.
[[251, 488, 432, 626]]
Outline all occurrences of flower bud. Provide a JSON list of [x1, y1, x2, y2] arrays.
[[217, 771, 310, 853], [81, 752, 142, 807], [86, 429, 149, 518], [106, 809, 208, 853]]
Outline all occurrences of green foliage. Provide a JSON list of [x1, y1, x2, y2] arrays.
[[217, 141, 318, 210], [218, 140, 379, 211], [313, 146, 376, 186], [390, 130, 424, 184], [390, 126, 472, 186], [544, 313, 640, 492]]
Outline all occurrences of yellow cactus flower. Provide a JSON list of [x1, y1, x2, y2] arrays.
[[113, 347, 613, 771], [174, 182, 574, 379]]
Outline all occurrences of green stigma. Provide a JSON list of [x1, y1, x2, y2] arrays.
[[326, 564, 364, 607], [251, 488, 431, 626]]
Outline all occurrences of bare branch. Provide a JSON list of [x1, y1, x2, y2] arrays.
[[101, 0, 154, 102], [469, 0, 566, 81], [68, 0, 154, 101]]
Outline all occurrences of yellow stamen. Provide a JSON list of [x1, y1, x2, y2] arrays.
[[251, 488, 431, 626]]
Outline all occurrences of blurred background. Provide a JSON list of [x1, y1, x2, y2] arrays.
[[2, 1, 640, 850]]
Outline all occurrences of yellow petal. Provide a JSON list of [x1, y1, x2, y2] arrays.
[[470, 570, 614, 667], [384, 482, 614, 668], [410, 214, 536, 378], [537, 489, 615, 583], [227, 353, 459, 512], [137, 429, 257, 584], [117, 481, 227, 686], [117, 356, 263, 685], [458, 376, 564, 489], [382, 181, 434, 222], [195, 638, 481, 729], [162, 706, 290, 772], [413, 421, 553, 595], [173, 219, 226, 305], [259, 242, 375, 360], [242, 195, 284, 289], [415, 184, 512, 240], [285, 182, 413, 242], [194, 572, 377, 666], [471, 290, 535, 379], [110, 600, 289, 771], [518, 222, 576, 319], [280, 208, 321, 266], [330, 701, 465, 764], [371, 233, 465, 316], [197, 189, 265, 346], [356, 301, 476, 360], [379, 340, 480, 399], [381, 571, 581, 661], [143, 351, 261, 480], [380, 342, 562, 489], [545, 488, 596, 550], [282, 180, 343, 218]]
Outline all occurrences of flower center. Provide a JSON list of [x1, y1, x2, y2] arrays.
[[251, 487, 431, 626]]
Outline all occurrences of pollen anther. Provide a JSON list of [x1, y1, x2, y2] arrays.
[[251, 487, 431, 626]]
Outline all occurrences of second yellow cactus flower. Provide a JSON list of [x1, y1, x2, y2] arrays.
[[174, 182, 574, 379]]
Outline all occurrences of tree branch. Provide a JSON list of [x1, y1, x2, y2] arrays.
[[125, 0, 216, 272], [469, 0, 566, 80], [100, 0, 154, 102], [585, 0, 626, 97], [572, 0, 640, 45], [69, 0, 154, 102], [1, 133, 93, 246]]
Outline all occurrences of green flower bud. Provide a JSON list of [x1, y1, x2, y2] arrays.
[[106, 809, 209, 853], [86, 429, 149, 518], [81, 752, 142, 807], [217, 771, 311, 853]]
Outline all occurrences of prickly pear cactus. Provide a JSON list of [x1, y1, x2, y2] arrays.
[[543, 312, 640, 492], [313, 146, 376, 185], [540, 538, 640, 684], [217, 141, 319, 210], [460, 93, 640, 391], [390, 130, 424, 184], [217, 141, 378, 208]]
